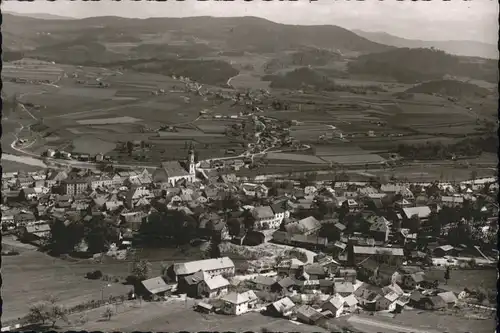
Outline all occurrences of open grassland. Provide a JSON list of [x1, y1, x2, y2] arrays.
[[264, 152, 326, 164], [69, 301, 329, 332], [1, 249, 130, 323]]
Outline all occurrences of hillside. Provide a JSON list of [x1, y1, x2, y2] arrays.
[[3, 11, 75, 20], [2, 14, 392, 57], [264, 48, 343, 74], [347, 48, 498, 84], [406, 80, 492, 98], [106, 58, 239, 86], [262, 67, 336, 90], [353, 30, 499, 60]]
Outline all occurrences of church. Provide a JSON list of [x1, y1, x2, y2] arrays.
[[153, 145, 197, 187]]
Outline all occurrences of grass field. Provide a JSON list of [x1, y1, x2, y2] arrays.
[[1, 249, 131, 323], [71, 136, 117, 155]]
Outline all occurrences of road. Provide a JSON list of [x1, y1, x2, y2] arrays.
[[347, 315, 443, 333]]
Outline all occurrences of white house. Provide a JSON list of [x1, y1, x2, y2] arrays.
[[197, 272, 230, 298], [252, 206, 280, 229], [221, 291, 258, 315], [321, 294, 344, 318]]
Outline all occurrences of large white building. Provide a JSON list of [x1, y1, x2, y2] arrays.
[[153, 146, 197, 186]]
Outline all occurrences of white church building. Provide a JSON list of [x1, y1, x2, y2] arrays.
[[153, 146, 197, 186]]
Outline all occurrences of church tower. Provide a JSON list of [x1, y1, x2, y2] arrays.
[[188, 143, 196, 175]]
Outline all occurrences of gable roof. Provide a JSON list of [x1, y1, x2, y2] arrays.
[[323, 294, 344, 310], [269, 297, 295, 313], [252, 275, 275, 286], [222, 290, 257, 304], [204, 274, 230, 290], [252, 206, 274, 219], [141, 277, 171, 294], [160, 161, 189, 178], [343, 294, 358, 307], [297, 216, 321, 232], [402, 206, 431, 219], [353, 246, 404, 256], [173, 257, 235, 276], [437, 291, 457, 304]]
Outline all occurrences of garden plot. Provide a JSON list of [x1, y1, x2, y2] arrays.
[[264, 152, 325, 164], [320, 153, 386, 165], [70, 136, 117, 155], [77, 116, 141, 125]]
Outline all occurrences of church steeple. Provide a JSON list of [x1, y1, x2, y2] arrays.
[[188, 142, 196, 175]]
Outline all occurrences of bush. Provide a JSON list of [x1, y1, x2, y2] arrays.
[[85, 270, 103, 280], [102, 307, 114, 321]]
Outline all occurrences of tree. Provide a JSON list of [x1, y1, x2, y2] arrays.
[[407, 214, 421, 233], [126, 141, 134, 156], [102, 306, 114, 321], [84, 216, 118, 254], [131, 259, 152, 281], [48, 304, 68, 328], [27, 302, 50, 325]]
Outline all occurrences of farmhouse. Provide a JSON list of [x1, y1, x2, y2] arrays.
[[265, 297, 295, 318], [221, 291, 258, 315], [153, 147, 197, 186], [172, 257, 235, 280]]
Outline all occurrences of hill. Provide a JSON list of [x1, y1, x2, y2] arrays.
[[2, 14, 392, 57], [353, 30, 499, 60], [262, 67, 335, 90], [347, 48, 498, 84], [3, 11, 75, 20], [406, 80, 492, 98], [264, 48, 343, 74]]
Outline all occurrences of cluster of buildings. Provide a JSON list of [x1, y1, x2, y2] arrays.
[[2, 147, 497, 327]]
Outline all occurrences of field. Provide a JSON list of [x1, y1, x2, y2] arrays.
[[64, 300, 329, 332], [1, 248, 130, 323]]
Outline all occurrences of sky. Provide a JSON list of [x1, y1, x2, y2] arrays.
[[3, 0, 499, 44]]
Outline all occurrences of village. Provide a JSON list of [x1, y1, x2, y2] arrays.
[[1, 149, 498, 332]]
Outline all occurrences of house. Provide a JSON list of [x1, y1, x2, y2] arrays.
[[318, 279, 335, 294], [195, 302, 214, 314], [61, 178, 89, 196], [369, 217, 391, 243], [334, 281, 355, 297], [271, 277, 297, 293], [440, 196, 464, 207], [249, 275, 276, 291], [241, 183, 268, 198], [337, 268, 357, 284], [380, 184, 414, 199], [138, 276, 174, 300], [276, 258, 305, 277], [296, 216, 321, 235], [432, 245, 455, 258], [295, 305, 328, 325], [402, 206, 432, 222], [173, 257, 235, 280], [375, 291, 399, 311], [20, 187, 42, 201], [252, 206, 279, 230], [421, 296, 447, 310], [265, 297, 295, 318], [25, 223, 51, 238], [437, 291, 458, 307], [221, 291, 258, 315], [198, 273, 230, 298], [321, 294, 344, 318], [402, 272, 425, 290], [342, 294, 359, 312], [270, 200, 290, 226], [349, 246, 405, 266], [382, 283, 404, 296], [296, 279, 321, 293], [152, 148, 196, 186], [300, 264, 327, 280], [90, 175, 113, 189], [14, 212, 36, 227]]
